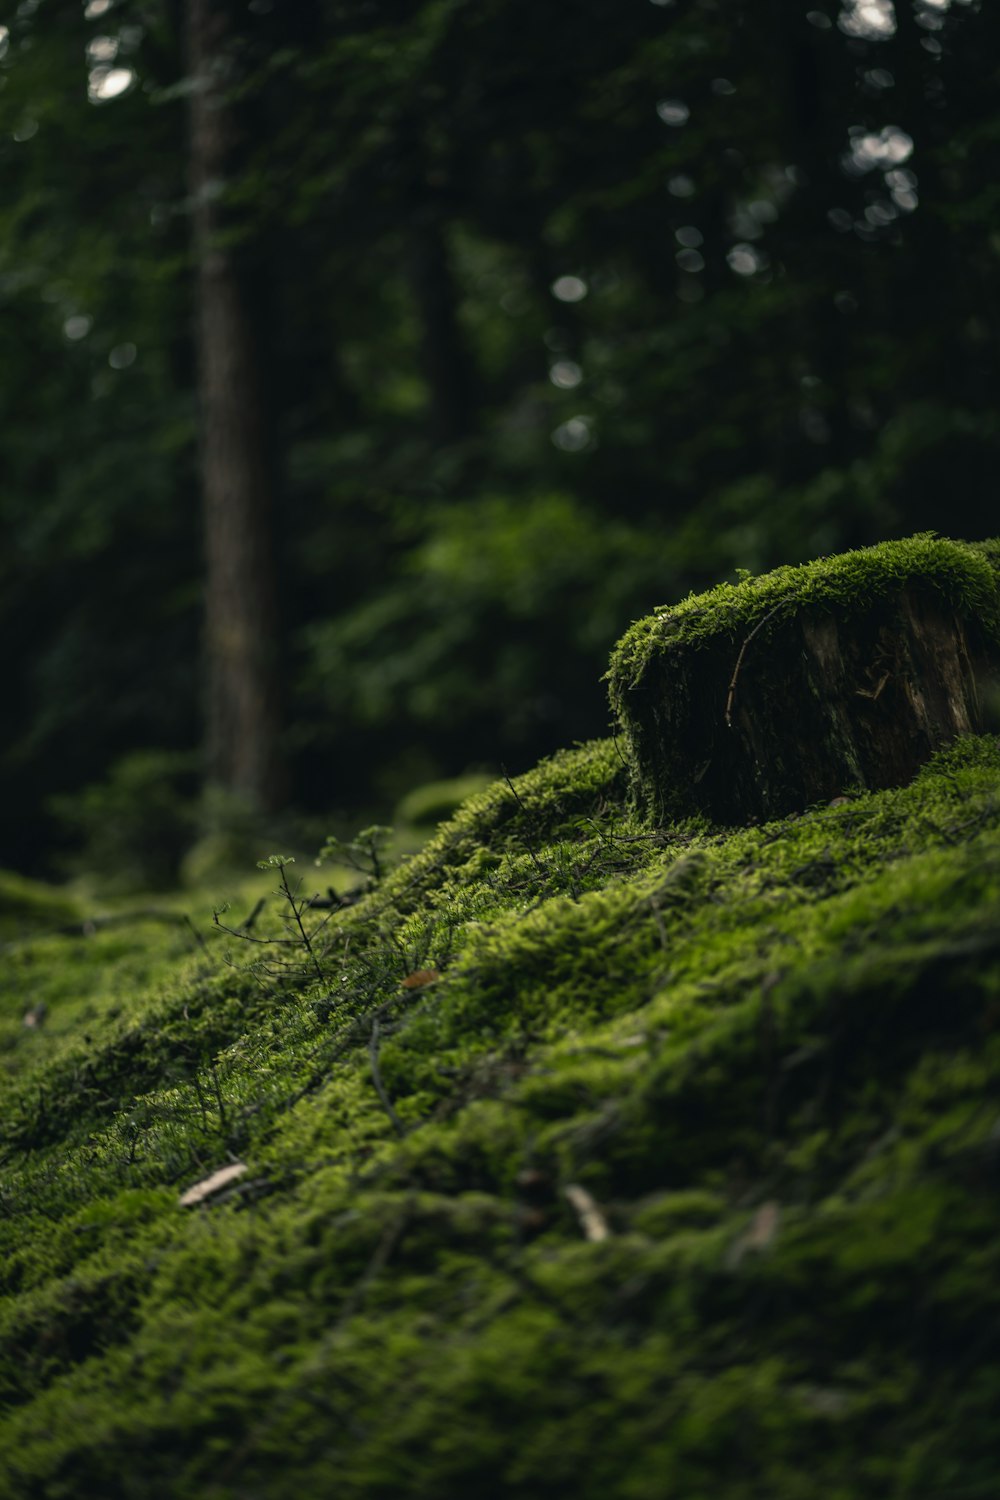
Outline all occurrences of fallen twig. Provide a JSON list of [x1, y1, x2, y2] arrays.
[[564, 1182, 611, 1242], [725, 600, 790, 728], [502, 765, 548, 876], [2, 907, 202, 953]]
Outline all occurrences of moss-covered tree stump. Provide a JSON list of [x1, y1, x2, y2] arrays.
[[608, 535, 1000, 825]]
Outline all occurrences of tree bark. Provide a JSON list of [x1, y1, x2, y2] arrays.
[[610, 545, 1000, 827], [187, 0, 285, 811]]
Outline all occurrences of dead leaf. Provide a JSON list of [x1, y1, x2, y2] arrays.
[[726, 1199, 781, 1267], [179, 1161, 248, 1207], [401, 968, 441, 989], [744, 1200, 780, 1250]]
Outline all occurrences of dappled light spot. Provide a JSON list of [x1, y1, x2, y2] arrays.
[[675, 225, 703, 248], [86, 35, 118, 64], [839, 0, 896, 39], [676, 249, 705, 274], [864, 67, 895, 89], [727, 242, 762, 276], [84, 0, 112, 15], [667, 173, 695, 198], [0, 25, 9, 58], [806, 10, 833, 29], [711, 77, 736, 96], [549, 360, 582, 390], [656, 99, 689, 127], [108, 342, 137, 369], [63, 314, 92, 341], [750, 198, 778, 224], [12, 119, 39, 142], [551, 274, 587, 303], [886, 166, 918, 211], [864, 200, 896, 227], [88, 66, 135, 103], [844, 124, 913, 175], [551, 415, 592, 452]]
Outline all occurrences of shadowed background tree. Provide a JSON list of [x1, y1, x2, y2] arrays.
[[0, 0, 996, 877], [187, 0, 285, 813]]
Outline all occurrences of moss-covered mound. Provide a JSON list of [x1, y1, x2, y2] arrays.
[[3, 558, 1000, 1497], [608, 533, 1000, 825]]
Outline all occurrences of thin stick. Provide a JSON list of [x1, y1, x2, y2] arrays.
[[240, 897, 267, 931], [501, 765, 547, 876], [2, 908, 194, 953], [279, 865, 325, 985], [182, 913, 211, 957], [725, 601, 788, 728], [213, 914, 299, 946]]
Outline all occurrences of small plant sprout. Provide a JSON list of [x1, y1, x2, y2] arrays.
[[213, 855, 331, 987], [258, 855, 326, 985], [256, 854, 296, 872], [317, 825, 395, 886]]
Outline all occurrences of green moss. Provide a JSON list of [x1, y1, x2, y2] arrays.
[[394, 772, 498, 828], [608, 533, 1000, 695], [0, 868, 80, 939], [1, 609, 1000, 1495]]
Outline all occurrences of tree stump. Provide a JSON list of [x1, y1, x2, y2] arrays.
[[608, 536, 1000, 825]]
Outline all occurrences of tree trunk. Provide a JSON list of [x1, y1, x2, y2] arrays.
[[187, 0, 285, 811], [609, 539, 1000, 826]]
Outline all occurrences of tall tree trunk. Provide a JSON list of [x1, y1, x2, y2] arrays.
[[187, 0, 285, 811]]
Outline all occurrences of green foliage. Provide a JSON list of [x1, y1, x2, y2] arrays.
[[48, 751, 199, 892], [395, 773, 497, 829], [5, 0, 1000, 867], [2, 711, 1000, 1495], [298, 492, 678, 789], [0, 869, 79, 940], [318, 825, 396, 885]]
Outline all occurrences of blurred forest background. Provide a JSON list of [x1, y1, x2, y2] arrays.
[[1, 0, 997, 884]]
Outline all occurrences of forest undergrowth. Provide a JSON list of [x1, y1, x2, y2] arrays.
[[3, 535, 1000, 1497], [1, 727, 999, 1497]]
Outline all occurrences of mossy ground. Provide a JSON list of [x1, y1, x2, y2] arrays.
[[2, 727, 1000, 1497]]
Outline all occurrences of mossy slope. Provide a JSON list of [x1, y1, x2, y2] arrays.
[[2, 641, 1000, 1491]]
